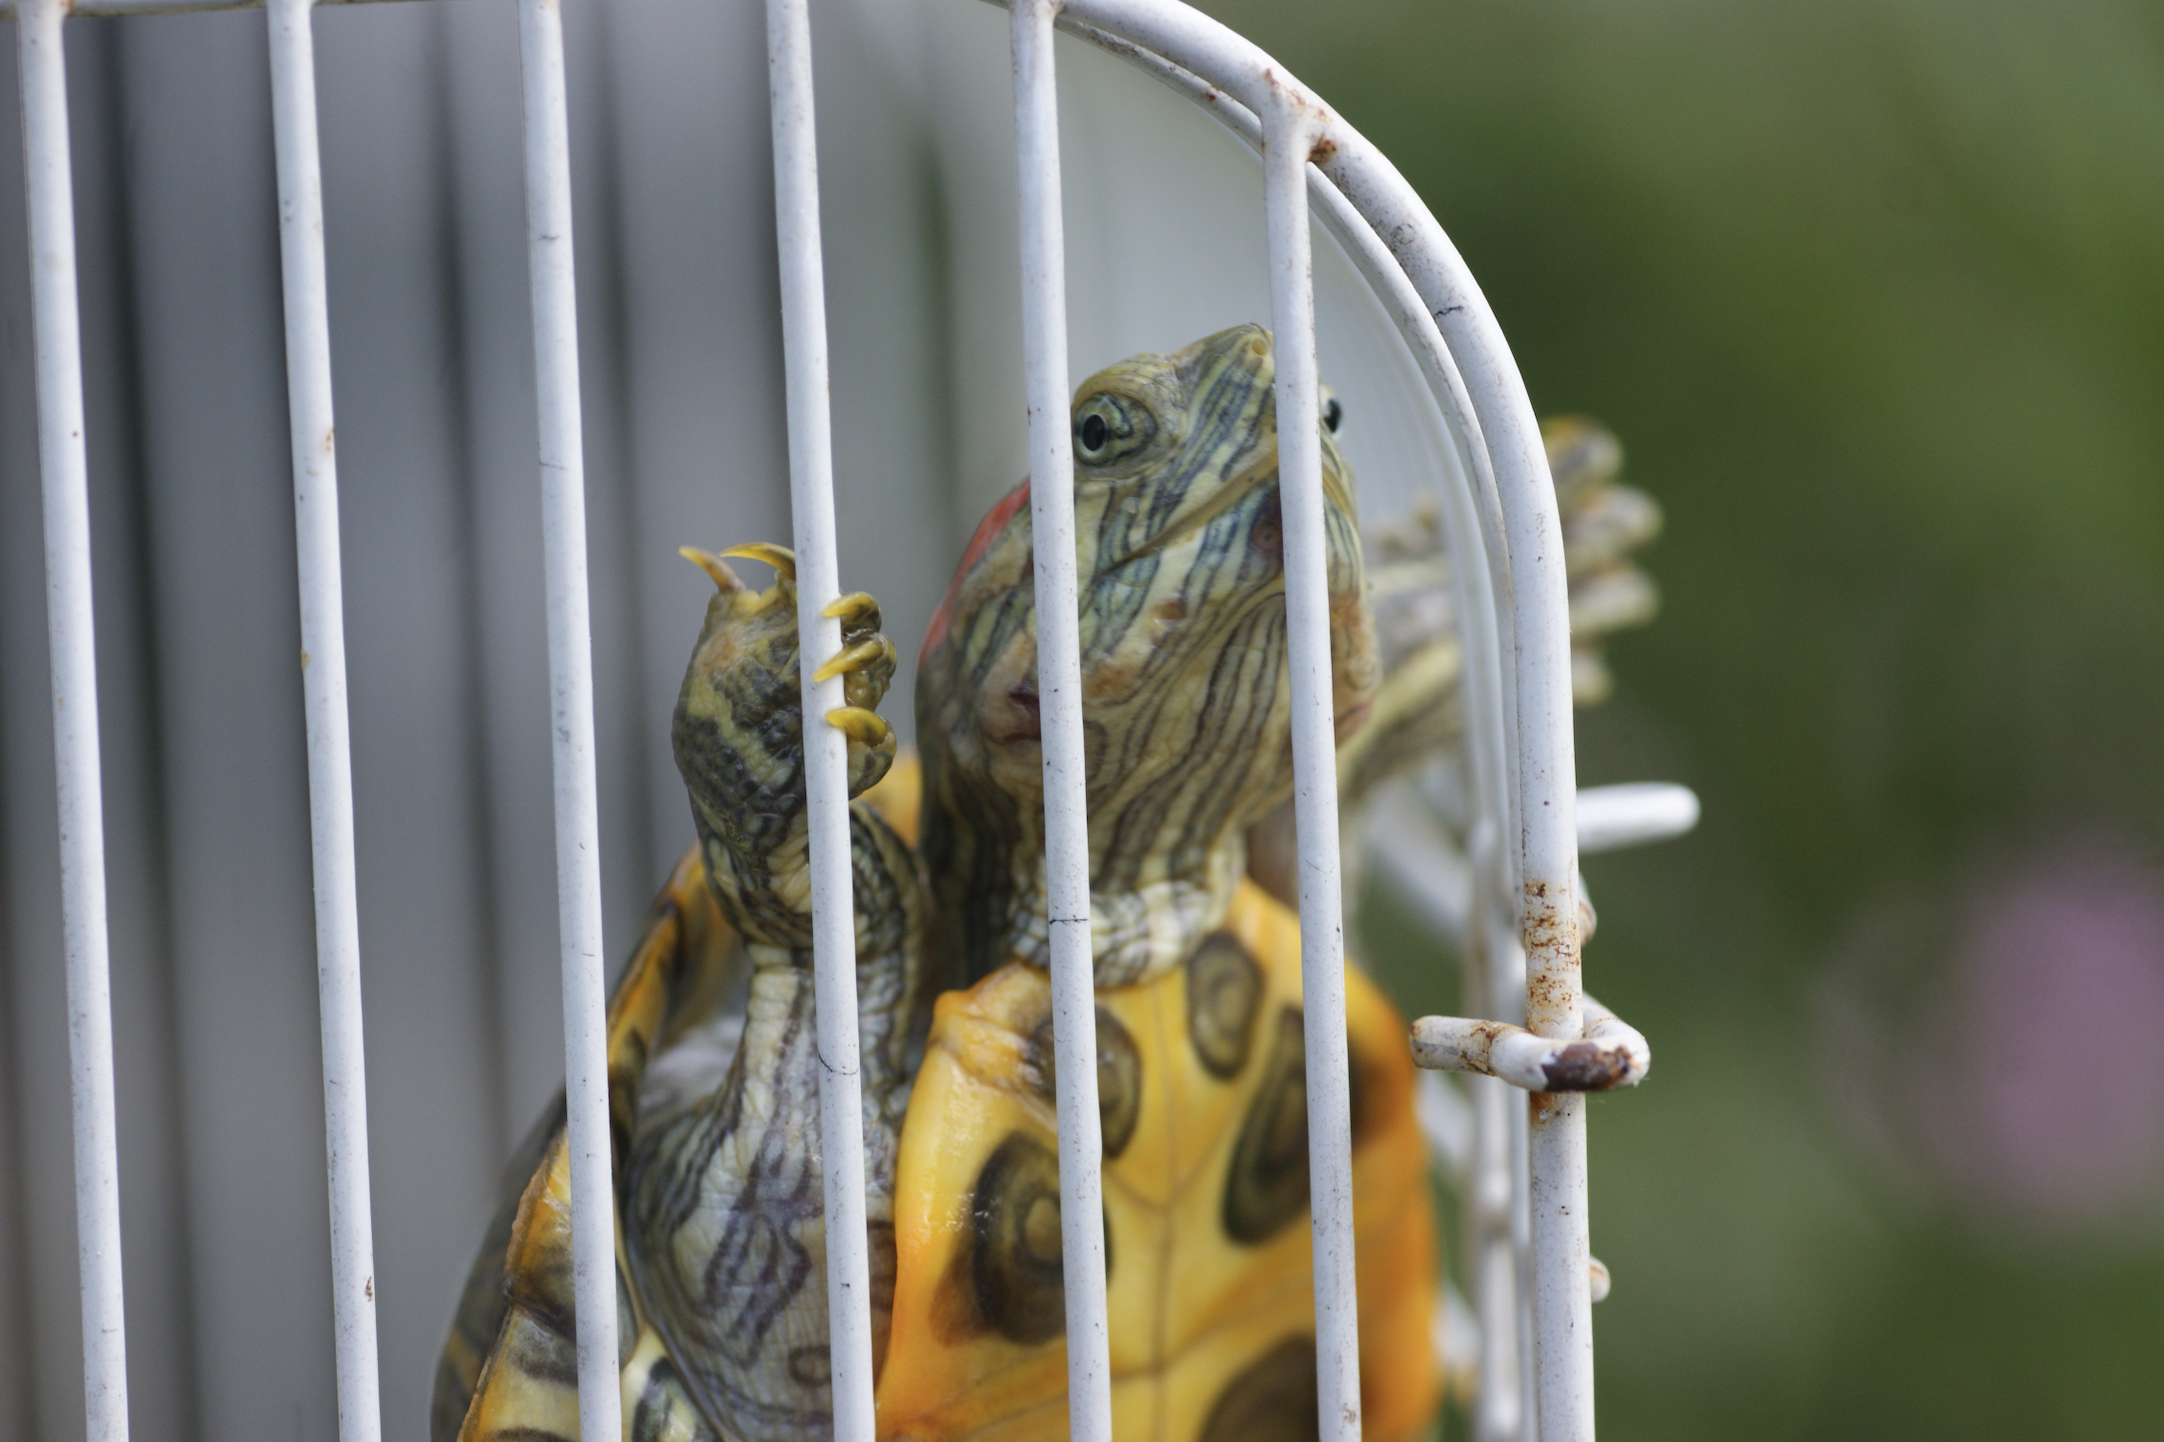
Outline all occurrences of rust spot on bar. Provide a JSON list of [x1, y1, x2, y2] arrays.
[[1522, 877, 1584, 1034], [1541, 1041, 1632, 1092]]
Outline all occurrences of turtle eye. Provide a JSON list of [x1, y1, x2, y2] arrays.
[[1322, 396, 1343, 434], [1073, 394, 1152, 468]]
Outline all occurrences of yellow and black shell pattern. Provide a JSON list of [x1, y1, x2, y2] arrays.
[[435, 770, 1439, 1442], [874, 876, 1439, 1442]]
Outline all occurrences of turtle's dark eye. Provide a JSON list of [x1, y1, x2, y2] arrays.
[[1322, 396, 1343, 434], [1073, 392, 1156, 468]]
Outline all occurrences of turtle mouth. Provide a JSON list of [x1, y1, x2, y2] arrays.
[[996, 682, 1042, 745]]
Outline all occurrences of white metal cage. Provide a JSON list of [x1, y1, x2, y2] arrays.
[[2, 1, 1696, 1439]]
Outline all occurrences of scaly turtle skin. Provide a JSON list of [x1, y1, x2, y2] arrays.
[[436, 324, 1655, 1442]]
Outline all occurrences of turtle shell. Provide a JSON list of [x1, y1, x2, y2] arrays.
[[436, 763, 1439, 1442], [874, 877, 1440, 1442]]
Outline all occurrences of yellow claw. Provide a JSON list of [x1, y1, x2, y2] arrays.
[[823, 591, 879, 624], [814, 639, 889, 683], [719, 542, 797, 582], [677, 546, 744, 593], [826, 706, 892, 747]]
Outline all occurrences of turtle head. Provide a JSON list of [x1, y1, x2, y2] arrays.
[[920, 324, 1377, 984]]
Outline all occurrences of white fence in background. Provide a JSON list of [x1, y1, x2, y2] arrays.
[[3, 0, 1691, 1439]]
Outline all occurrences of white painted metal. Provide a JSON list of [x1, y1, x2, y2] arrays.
[[1472, 1072, 1525, 1442], [1023, 6, 1609, 1436], [515, 3, 619, 1438], [264, 3, 384, 1439], [1031, 30, 1541, 1431], [15, 3, 130, 1438], [0, 0, 447, 14], [1576, 782, 1700, 855], [1257, 95, 1367, 1442], [1369, 783, 1699, 954], [1411, 998, 1651, 1093], [3, 0, 1672, 1436], [1006, 6, 1115, 1441], [765, 0, 881, 1435]]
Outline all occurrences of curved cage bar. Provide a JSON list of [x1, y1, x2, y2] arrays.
[[0, 1, 1690, 1439]]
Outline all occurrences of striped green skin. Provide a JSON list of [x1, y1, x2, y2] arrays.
[[634, 571, 928, 1442], [437, 323, 1375, 1442], [919, 323, 1375, 990]]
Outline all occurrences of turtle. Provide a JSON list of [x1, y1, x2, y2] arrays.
[[433, 323, 1660, 1442]]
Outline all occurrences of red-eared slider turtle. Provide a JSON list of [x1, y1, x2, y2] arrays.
[[434, 323, 1658, 1442]]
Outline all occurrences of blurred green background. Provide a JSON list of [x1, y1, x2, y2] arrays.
[[1202, 1, 2164, 1438]]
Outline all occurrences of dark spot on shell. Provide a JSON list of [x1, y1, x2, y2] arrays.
[[786, 1343, 830, 1389], [1186, 930, 1263, 1079], [1028, 1007, 1144, 1159], [969, 1134, 1067, 1344], [1198, 1335, 1320, 1442], [954, 1133, 1116, 1347], [1223, 1007, 1311, 1245]]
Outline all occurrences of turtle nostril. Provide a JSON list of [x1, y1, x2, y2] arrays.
[[1001, 682, 1042, 743], [1248, 492, 1283, 559]]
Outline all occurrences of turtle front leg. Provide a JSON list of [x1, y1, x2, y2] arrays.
[[628, 545, 925, 1442]]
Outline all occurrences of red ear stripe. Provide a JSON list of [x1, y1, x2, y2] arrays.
[[921, 479, 1033, 663]]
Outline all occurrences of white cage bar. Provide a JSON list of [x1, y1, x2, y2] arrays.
[[1008, 5, 1115, 1440], [514, 0, 622, 1437], [1257, 80, 1368, 1442], [264, 2, 384, 1439], [767, 1, 881, 1438], [13, 3, 130, 1439], [0, 0, 1689, 1438]]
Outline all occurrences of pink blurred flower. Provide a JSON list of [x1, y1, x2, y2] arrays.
[[1819, 838, 2164, 1230]]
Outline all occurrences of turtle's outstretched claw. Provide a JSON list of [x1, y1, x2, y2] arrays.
[[823, 591, 881, 627], [814, 637, 897, 684], [678, 546, 744, 593], [830, 704, 898, 794], [826, 706, 893, 748], [720, 542, 797, 583]]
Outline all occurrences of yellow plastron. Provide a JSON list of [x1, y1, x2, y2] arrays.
[[875, 879, 1440, 1442]]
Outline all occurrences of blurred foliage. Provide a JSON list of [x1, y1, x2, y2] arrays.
[[1202, 1, 2164, 1438]]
